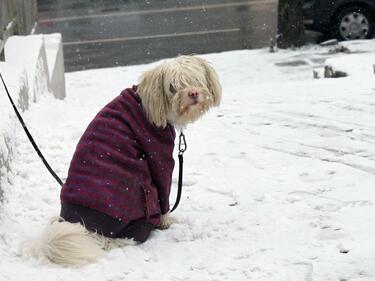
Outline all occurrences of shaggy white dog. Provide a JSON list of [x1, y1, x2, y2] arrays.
[[20, 55, 222, 266]]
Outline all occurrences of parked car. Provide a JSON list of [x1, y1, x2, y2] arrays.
[[303, 0, 375, 40]]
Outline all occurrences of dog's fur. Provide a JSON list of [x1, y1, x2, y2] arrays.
[[138, 55, 221, 128], [20, 56, 221, 266]]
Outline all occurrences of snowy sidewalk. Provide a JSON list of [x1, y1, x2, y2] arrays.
[[1, 40, 375, 281]]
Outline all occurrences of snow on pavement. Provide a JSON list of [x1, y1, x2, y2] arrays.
[[0, 40, 375, 281]]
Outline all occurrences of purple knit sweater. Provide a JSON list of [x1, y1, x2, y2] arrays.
[[60, 86, 176, 225]]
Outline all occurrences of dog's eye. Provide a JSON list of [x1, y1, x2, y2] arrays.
[[169, 84, 177, 94]]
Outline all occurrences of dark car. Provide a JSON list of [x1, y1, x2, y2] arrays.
[[303, 0, 375, 40]]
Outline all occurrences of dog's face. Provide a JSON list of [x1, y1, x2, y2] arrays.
[[137, 56, 222, 128]]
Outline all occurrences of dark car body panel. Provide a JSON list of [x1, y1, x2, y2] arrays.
[[304, 0, 375, 32]]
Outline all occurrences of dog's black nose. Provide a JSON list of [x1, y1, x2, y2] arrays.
[[188, 90, 198, 98]]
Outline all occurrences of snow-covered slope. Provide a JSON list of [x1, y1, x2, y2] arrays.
[[1, 40, 375, 281]]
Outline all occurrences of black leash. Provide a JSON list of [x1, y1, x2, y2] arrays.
[[170, 131, 186, 213], [0, 72, 64, 186], [1, 71, 186, 212]]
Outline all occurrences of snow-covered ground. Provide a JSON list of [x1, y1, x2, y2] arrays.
[[1, 40, 375, 281]]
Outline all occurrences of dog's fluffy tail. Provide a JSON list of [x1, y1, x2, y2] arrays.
[[20, 217, 105, 266]]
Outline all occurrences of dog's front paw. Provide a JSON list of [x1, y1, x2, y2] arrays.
[[159, 212, 178, 230]]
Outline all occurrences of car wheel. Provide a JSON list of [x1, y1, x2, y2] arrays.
[[332, 5, 374, 40]]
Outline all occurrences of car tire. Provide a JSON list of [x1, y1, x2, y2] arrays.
[[331, 5, 374, 40]]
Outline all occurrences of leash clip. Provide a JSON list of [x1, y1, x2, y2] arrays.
[[178, 131, 187, 156], [171, 131, 187, 213]]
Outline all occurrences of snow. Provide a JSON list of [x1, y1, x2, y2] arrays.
[[1, 39, 375, 281], [0, 62, 29, 203], [325, 53, 375, 77], [39, 33, 62, 79], [4, 35, 51, 103]]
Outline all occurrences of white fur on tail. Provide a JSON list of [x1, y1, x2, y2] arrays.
[[20, 217, 105, 266]]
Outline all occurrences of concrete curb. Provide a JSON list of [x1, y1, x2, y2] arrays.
[[0, 33, 65, 201]]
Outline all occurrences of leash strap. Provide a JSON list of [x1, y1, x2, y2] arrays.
[[170, 131, 186, 212], [1, 71, 187, 211], [0, 72, 63, 187]]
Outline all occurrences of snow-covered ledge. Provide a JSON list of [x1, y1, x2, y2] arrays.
[[0, 33, 65, 201], [4, 33, 66, 102], [0, 63, 29, 200]]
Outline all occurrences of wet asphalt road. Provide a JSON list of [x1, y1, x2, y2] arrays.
[[36, 0, 278, 72]]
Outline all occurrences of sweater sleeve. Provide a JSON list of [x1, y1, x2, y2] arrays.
[[142, 125, 176, 215], [147, 147, 175, 215], [125, 87, 176, 216]]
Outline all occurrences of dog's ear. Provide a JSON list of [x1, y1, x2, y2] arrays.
[[196, 57, 222, 107], [137, 64, 170, 128]]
